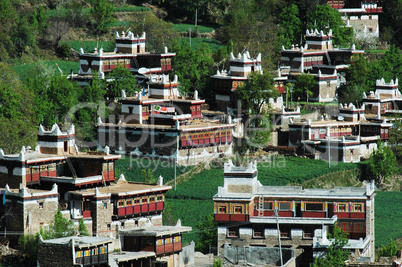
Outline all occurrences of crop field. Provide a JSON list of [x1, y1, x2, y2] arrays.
[[173, 24, 217, 33], [178, 38, 224, 53], [257, 156, 362, 186], [12, 60, 80, 81], [375, 191, 402, 247], [60, 41, 115, 53], [115, 156, 191, 183]]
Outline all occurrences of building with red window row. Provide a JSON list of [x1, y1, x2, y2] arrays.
[[213, 160, 376, 266], [288, 102, 392, 162], [97, 75, 237, 165], [279, 29, 364, 102], [71, 31, 176, 86], [0, 124, 120, 193]]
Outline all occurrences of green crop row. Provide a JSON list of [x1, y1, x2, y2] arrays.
[[60, 41, 115, 53], [12, 60, 80, 81], [178, 38, 224, 53], [164, 198, 213, 245], [115, 156, 192, 184], [173, 24, 217, 33], [375, 191, 402, 247]]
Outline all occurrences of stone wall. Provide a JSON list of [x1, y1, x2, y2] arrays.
[[91, 198, 114, 237], [24, 197, 58, 234]]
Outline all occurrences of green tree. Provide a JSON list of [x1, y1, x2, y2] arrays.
[[236, 71, 279, 150], [78, 218, 90, 236], [308, 4, 353, 47], [378, 238, 399, 257], [18, 233, 40, 266], [131, 13, 178, 53], [11, 16, 38, 57], [220, 0, 280, 71], [0, 63, 37, 153], [32, 5, 49, 38], [367, 142, 399, 186], [389, 118, 402, 164], [279, 4, 302, 48], [313, 224, 350, 267], [90, 0, 114, 34], [294, 73, 315, 102], [107, 65, 140, 98], [41, 209, 75, 239], [195, 214, 217, 254], [172, 42, 214, 95]]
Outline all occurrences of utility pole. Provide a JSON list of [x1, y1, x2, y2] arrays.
[[274, 209, 283, 266]]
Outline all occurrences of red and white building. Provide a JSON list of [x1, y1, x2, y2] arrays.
[[213, 160, 376, 265]]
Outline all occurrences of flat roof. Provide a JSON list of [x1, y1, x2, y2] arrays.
[[41, 236, 112, 248], [120, 225, 192, 237], [109, 251, 155, 263], [69, 182, 171, 197]]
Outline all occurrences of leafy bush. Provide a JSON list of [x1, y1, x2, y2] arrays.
[[378, 239, 398, 257], [57, 43, 72, 58]]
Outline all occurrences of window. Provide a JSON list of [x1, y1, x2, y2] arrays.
[[279, 202, 291, 211], [264, 201, 273, 210], [305, 203, 324, 211], [141, 197, 148, 204], [353, 203, 364, 212], [253, 225, 264, 238], [280, 225, 290, 238], [134, 198, 140, 205], [303, 226, 314, 239], [157, 195, 163, 202], [218, 205, 227, 214], [165, 237, 172, 244], [337, 203, 347, 212], [228, 227, 239, 237], [353, 222, 365, 233], [38, 202, 44, 209], [118, 200, 125, 208], [103, 202, 108, 209], [174, 236, 181, 243], [234, 205, 243, 214], [126, 199, 132, 207], [156, 239, 164, 246], [149, 196, 155, 203]]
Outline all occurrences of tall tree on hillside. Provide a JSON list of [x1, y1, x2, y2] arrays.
[[236, 71, 279, 149], [279, 4, 303, 48], [367, 142, 399, 186], [0, 63, 37, 153], [131, 13, 178, 53], [172, 42, 214, 95], [90, 0, 114, 34], [389, 118, 402, 164], [294, 73, 315, 102], [107, 65, 140, 98], [307, 4, 353, 47], [220, 0, 280, 71]]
